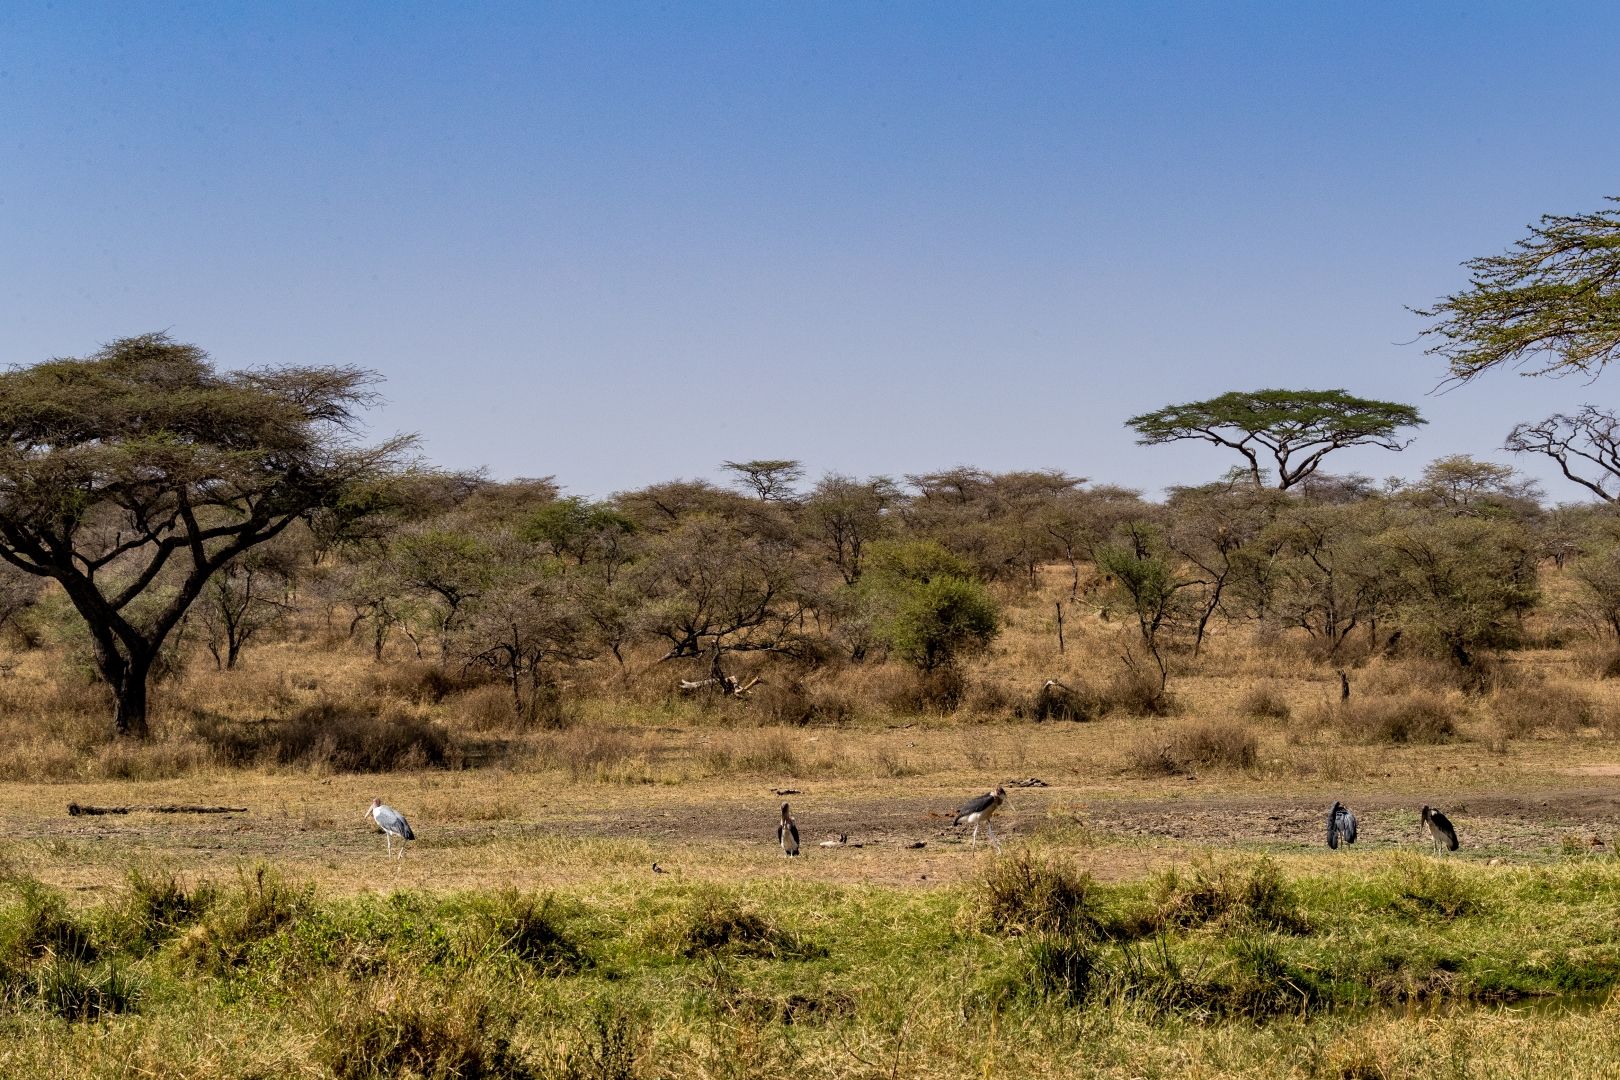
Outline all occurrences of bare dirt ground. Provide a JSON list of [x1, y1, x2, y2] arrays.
[[5, 752, 1618, 898]]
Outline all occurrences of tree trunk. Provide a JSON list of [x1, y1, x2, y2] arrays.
[[113, 660, 152, 739]]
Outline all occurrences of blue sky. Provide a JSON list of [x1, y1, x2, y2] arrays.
[[4, 3, 1620, 499]]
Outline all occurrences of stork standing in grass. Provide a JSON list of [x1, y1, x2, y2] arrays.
[[365, 797, 415, 858], [1422, 805, 1459, 856], [778, 803, 800, 857], [955, 786, 1007, 852], [1326, 801, 1357, 850]]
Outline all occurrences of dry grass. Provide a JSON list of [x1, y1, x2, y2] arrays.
[[1127, 718, 1260, 775]]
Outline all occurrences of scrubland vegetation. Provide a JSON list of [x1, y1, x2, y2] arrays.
[[8, 318, 1620, 1074]]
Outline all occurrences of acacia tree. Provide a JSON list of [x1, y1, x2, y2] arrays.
[[0, 334, 405, 735], [198, 544, 298, 670], [1505, 407, 1620, 502], [802, 473, 897, 584], [1127, 390, 1425, 490], [1415, 198, 1620, 382]]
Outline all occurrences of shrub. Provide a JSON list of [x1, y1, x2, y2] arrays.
[[884, 666, 967, 714], [1174, 720, 1259, 770], [1240, 684, 1292, 721], [192, 703, 453, 772], [314, 976, 530, 1080], [1149, 858, 1306, 934], [1022, 931, 1097, 1004], [1495, 684, 1597, 738], [33, 957, 141, 1021], [101, 867, 216, 956], [974, 853, 1098, 937], [1127, 720, 1258, 775], [1337, 694, 1457, 745], [177, 864, 312, 972], [0, 879, 97, 968], [1387, 855, 1481, 920], [528, 727, 640, 781], [653, 891, 814, 960], [882, 575, 1000, 672], [464, 890, 582, 974]]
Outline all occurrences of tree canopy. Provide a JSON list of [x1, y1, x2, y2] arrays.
[[0, 333, 408, 735], [1415, 198, 1620, 382], [1127, 389, 1425, 490]]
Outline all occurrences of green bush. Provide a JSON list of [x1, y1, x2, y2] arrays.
[[883, 576, 1000, 672]]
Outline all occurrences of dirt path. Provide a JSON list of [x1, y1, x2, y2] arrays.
[[529, 784, 1620, 854]]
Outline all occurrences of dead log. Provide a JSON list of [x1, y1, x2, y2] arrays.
[[68, 803, 247, 816], [677, 675, 761, 696]]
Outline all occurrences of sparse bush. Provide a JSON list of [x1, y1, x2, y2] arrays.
[[884, 666, 966, 714], [1387, 855, 1481, 919], [1149, 857, 1306, 934], [1127, 720, 1258, 775], [529, 727, 641, 781], [1494, 684, 1597, 738], [191, 703, 453, 771], [1022, 931, 1097, 1004], [101, 867, 216, 956], [314, 976, 531, 1080], [463, 890, 583, 974], [1174, 720, 1259, 770], [33, 957, 141, 1020], [177, 864, 312, 972], [1337, 694, 1457, 745], [654, 891, 813, 959], [973, 852, 1098, 937], [1240, 683, 1291, 721]]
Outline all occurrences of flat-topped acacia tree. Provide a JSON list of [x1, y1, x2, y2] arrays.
[[1127, 389, 1425, 490], [0, 334, 409, 736]]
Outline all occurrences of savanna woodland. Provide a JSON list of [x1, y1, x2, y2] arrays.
[[7, 204, 1620, 1079]]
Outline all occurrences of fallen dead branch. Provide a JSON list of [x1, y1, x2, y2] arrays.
[[67, 803, 248, 816]]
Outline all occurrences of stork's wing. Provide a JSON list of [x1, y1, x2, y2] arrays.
[[375, 807, 414, 839], [1327, 821, 1339, 849], [1340, 808, 1357, 844], [955, 793, 995, 823], [1431, 811, 1458, 850], [786, 821, 799, 853]]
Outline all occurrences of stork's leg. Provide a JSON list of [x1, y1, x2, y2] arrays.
[[385, 833, 392, 857], [987, 821, 1002, 854], [970, 823, 980, 847]]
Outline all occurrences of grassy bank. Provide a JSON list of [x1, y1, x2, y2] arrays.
[[2, 850, 1618, 1078]]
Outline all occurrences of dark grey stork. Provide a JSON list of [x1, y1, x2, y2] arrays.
[[1326, 801, 1357, 849], [778, 803, 800, 857], [1421, 805, 1459, 856], [955, 786, 1007, 852], [365, 797, 415, 858]]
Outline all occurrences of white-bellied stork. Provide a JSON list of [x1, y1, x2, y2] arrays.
[[955, 786, 1007, 852], [1326, 801, 1357, 849], [778, 802, 800, 857], [1422, 805, 1459, 856], [365, 797, 415, 858]]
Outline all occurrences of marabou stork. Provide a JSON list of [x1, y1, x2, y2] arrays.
[[778, 803, 800, 857], [955, 786, 1007, 852], [365, 797, 415, 858], [1326, 801, 1357, 850], [1422, 805, 1459, 856]]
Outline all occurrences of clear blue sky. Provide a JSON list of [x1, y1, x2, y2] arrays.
[[5, 3, 1620, 499]]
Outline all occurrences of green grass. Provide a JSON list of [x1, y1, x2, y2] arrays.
[[1, 854, 1620, 1077]]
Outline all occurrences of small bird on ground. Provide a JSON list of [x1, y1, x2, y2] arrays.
[[652, 862, 667, 874], [955, 786, 1007, 852], [364, 797, 415, 858], [778, 802, 800, 857], [1422, 805, 1459, 856], [1326, 801, 1357, 850]]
